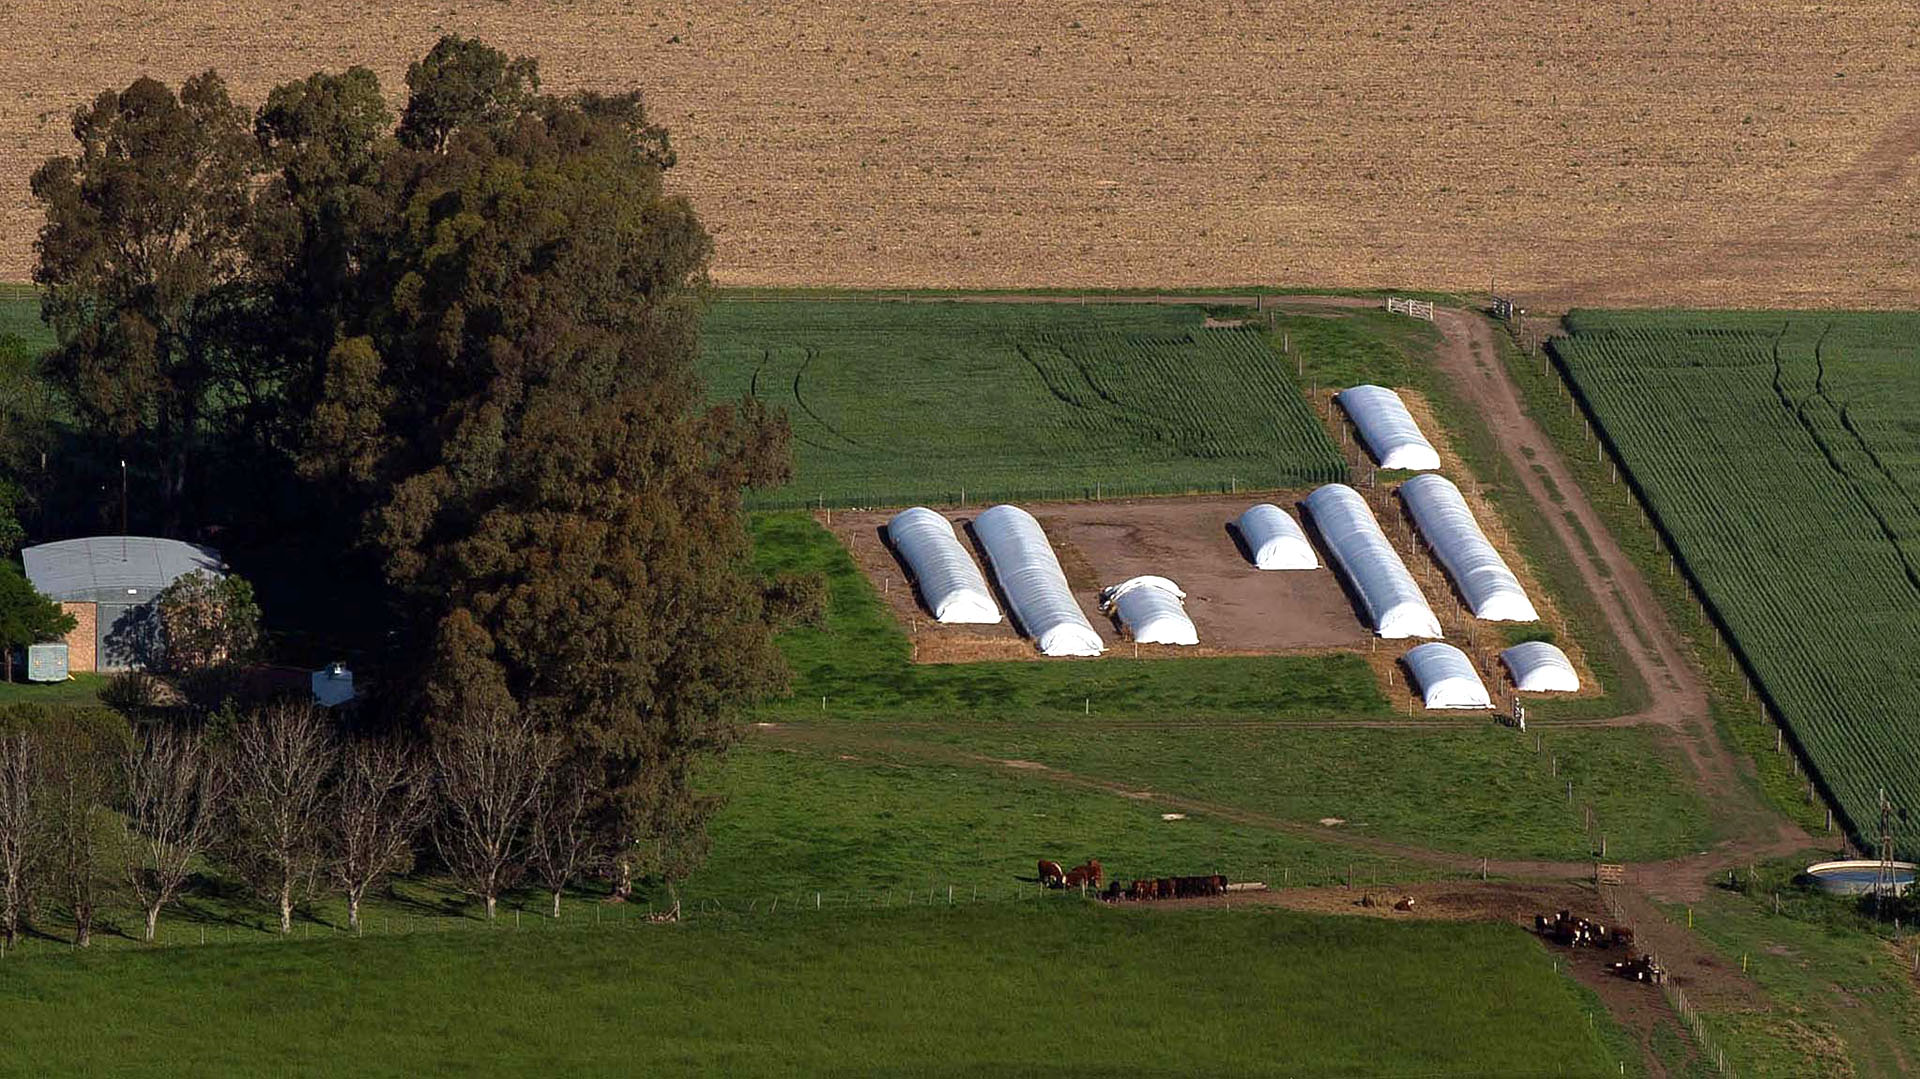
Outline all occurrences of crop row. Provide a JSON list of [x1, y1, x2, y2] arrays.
[[1553, 316, 1920, 854]]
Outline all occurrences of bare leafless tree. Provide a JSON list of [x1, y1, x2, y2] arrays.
[[226, 702, 336, 933], [528, 762, 600, 919], [122, 723, 222, 942], [0, 726, 37, 948], [433, 707, 556, 920], [331, 736, 430, 933], [38, 710, 123, 947]]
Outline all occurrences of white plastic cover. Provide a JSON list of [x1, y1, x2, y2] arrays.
[[1100, 576, 1199, 646], [1501, 641, 1580, 693], [1404, 642, 1493, 709], [886, 507, 1003, 624], [1235, 504, 1317, 570], [1302, 484, 1443, 639], [1399, 475, 1539, 622], [1337, 385, 1441, 471], [973, 505, 1105, 656]]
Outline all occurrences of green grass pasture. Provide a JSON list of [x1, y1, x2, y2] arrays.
[[0, 902, 1635, 1078], [700, 301, 1344, 508]]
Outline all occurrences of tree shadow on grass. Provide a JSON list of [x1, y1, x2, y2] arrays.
[[173, 875, 276, 935], [379, 878, 484, 922]]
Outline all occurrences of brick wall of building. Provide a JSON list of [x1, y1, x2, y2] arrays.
[[61, 602, 96, 673]]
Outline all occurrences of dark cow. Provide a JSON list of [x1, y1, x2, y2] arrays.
[[1038, 860, 1067, 888]]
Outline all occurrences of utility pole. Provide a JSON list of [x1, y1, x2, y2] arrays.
[[120, 459, 128, 535], [1874, 788, 1897, 919]]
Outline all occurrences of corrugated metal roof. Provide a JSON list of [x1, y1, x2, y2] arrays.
[[20, 536, 224, 604]]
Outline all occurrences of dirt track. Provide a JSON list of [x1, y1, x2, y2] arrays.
[[1327, 296, 1817, 895], [1201, 879, 1755, 1077]]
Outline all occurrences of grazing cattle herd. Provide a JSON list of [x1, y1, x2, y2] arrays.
[[1533, 910, 1632, 950], [1101, 874, 1230, 902], [1037, 858, 1228, 902], [1533, 909, 1666, 985]]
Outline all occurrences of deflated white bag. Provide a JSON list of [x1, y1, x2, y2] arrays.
[[1101, 576, 1199, 646]]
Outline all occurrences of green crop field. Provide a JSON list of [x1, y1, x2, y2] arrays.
[[1551, 311, 1920, 856], [0, 902, 1635, 1078], [700, 301, 1344, 509]]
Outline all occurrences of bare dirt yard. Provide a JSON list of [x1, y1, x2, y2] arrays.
[[823, 494, 1370, 663], [6, 2, 1920, 306]]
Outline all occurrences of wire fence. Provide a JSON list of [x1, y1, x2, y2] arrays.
[[1598, 883, 1732, 1075], [0, 855, 1456, 959], [744, 471, 1342, 513]]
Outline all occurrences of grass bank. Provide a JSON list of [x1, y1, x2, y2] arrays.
[[0, 901, 1636, 1078]]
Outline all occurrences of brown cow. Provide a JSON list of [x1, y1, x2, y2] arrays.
[[1063, 859, 1104, 889], [1038, 860, 1067, 888]]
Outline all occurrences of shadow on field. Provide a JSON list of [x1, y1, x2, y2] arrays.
[[960, 518, 1033, 641], [1296, 502, 1378, 633]]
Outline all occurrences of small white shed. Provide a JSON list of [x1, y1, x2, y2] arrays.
[[312, 662, 356, 708]]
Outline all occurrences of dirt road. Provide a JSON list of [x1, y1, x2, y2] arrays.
[[1282, 296, 1816, 894]]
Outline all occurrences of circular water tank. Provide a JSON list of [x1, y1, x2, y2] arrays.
[[1803, 859, 1916, 897]]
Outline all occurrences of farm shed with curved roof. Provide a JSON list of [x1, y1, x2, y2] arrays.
[[21, 536, 225, 672], [1234, 503, 1317, 570], [1501, 641, 1580, 693], [1302, 484, 1442, 639], [1101, 576, 1198, 646], [1336, 385, 1441, 471], [973, 505, 1104, 657], [1399, 475, 1539, 622], [885, 507, 1001, 624], [1404, 643, 1493, 710]]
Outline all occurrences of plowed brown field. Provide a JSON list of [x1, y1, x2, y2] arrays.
[[4, 1, 1919, 305]]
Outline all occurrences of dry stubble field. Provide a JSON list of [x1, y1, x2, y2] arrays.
[[3, 1, 1919, 305]]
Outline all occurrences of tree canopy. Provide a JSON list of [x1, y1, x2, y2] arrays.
[[30, 73, 258, 534], [0, 562, 76, 683], [29, 36, 793, 880], [152, 569, 259, 674]]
